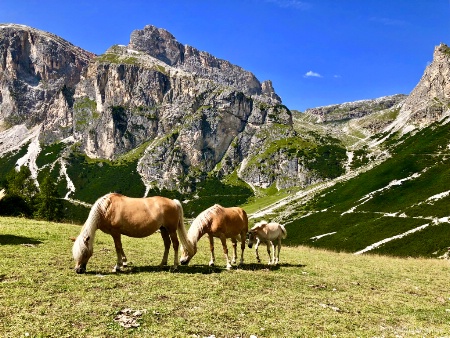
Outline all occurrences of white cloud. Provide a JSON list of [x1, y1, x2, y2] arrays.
[[265, 0, 310, 10], [304, 70, 322, 78], [370, 17, 406, 26]]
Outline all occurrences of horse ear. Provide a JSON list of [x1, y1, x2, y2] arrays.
[[83, 235, 90, 245]]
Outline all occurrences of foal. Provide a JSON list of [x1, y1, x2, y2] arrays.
[[247, 220, 287, 265]]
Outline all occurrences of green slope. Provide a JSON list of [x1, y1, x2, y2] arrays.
[[278, 118, 450, 257]]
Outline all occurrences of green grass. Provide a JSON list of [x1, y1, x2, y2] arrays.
[[1, 217, 450, 337], [274, 118, 450, 258]]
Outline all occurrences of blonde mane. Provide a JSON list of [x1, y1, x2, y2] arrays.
[[187, 204, 224, 244], [73, 194, 111, 259]]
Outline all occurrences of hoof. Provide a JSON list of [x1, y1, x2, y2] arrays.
[[209, 261, 215, 267]]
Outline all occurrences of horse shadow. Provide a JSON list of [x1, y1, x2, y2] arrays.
[[0, 234, 42, 246], [105, 262, 307, 275]]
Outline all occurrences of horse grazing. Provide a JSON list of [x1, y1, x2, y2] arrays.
[[72, 193, 190, 273], [179, 204, 248, 270], [248, 220, 287, 265]]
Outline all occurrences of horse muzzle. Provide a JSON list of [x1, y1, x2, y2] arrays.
[[248, 243, 253, 248], [75, 264, 87, 274], [179, 257, 190, 265]]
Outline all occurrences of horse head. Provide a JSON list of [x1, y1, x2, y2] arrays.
[[247, 230, 258, 248], [72, 234, 93, 274], [179, 244, 197, 265]]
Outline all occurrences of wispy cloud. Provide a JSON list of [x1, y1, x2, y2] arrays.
[[304, 70, 322, 78], [370, 17, 407, 26], [265, 0, 311, 10]]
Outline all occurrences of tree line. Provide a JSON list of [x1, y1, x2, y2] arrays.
[[0, 166, 63, 221]]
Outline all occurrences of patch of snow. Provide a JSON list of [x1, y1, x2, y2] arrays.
[[15, 129, 41, 182], [426, 190, 450, 202], [354, 223, 431, 255], [127, 49, 140, 55], [59, 158, 76, 199], [310, 232, 337, 241], [341, 170, 425, 216]]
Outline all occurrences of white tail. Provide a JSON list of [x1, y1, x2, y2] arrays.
[[280, 224, 287, 239], [0, 188, 5, 201], [173, 199, 195, 256]]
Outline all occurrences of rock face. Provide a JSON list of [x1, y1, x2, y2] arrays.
[[0, 24, 93, 137], [128, 25, 271, 99], [1, 24, 316, 193], [304, 94, 407, 123], [393, 43, 450, 132]]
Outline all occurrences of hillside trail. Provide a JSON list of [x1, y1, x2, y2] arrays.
[[248, 149, 390, 221]]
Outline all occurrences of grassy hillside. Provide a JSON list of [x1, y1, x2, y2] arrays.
[[1, 217, 449, 337], [268, 118, 450, 258]]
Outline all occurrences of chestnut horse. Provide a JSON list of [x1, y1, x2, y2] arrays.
[[248, 220, 287, 265], [179, 204, 248, 269], [72, 193, 190, 273]]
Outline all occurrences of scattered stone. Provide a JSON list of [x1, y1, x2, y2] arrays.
[[114, 308, 147, 328]]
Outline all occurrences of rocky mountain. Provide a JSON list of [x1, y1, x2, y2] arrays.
[[0, 24, 335, 202], [252, 42, 450, 258], [302, 43, 450, 143], [0, 24, 93, 133], [385, 43, 450, 135], [303, 94, 407, 123]]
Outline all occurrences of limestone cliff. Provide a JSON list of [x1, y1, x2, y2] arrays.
[[1, 24, 319, 194], [0, 24, 93, 138], [304, 94, 407, 123], [390, 43, 450, 134]]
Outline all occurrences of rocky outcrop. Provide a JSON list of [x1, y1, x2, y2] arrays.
[[304, 94, 407, 123], [0, 24, 93, 136], [128, 25, 275, 100], [392, 43, 450, 133]]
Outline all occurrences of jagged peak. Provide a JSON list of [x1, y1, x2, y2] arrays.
[[127, 25, 280, 101], [0, 23, 94, 60]]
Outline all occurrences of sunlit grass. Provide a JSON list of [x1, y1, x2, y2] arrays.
[[1, 217, 449, 337]]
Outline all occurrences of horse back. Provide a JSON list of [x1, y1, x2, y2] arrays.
[[100, 194, 180, 237], [216, 206, 248, 237]]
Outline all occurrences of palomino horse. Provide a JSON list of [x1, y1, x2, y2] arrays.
[[248, 220, 287, 265], [179, 204, 248, 269], [72, 193, 190, 273]]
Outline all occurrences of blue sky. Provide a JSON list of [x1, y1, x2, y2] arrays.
[[1, 0, 449, 111]]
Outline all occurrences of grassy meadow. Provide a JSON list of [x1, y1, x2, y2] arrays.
[[1, 217, 450, 337]]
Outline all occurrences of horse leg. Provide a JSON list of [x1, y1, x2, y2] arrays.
[[231, 238, 237, 265], [112, 234, 125, 272], [168, 229, 180, 270], [268, 240, 275, 265], [255, 238, 261, 263], [239, 230, 246, 266], [275, 237, 282, 265], [159, 227, 171, 266], [208, 234, 215, 266], [219, 235, 232, 270], [266, 241, 273, 265]]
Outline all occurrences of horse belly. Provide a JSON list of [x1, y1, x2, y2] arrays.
[[119, 220, 161, 238]]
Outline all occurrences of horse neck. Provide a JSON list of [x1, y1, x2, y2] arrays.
[[80, 195, 108, 248], [187, 219, 209, 247]]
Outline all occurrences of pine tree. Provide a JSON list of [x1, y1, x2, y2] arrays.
[[34, 174, 64, 221], [1, 166, 38, 217]]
